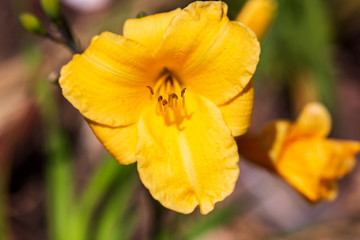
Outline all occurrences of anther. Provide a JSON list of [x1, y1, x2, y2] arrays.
[[162, 99, 168, 106], [146, 86, 154, 95], [168, 93, 178, 103], [181, 88, 186, 97], [167, 93, 178, 107], [158, 96, 163, 102], [171, 93, 178, 100]]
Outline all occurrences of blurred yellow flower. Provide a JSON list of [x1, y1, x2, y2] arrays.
[[59, 1, 260, 214], [236, 0, 277, 40], [238, 102, 360, 201]]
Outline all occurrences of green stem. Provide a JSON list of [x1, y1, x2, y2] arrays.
[[151, 199, 167, 240], [55, 17, 81, 53], [45, 130, 73, 240], [37, 80, 74, 240], [24, 43, 74, 240], [0, 163, 9, 240], [44, 31, 79, 54]]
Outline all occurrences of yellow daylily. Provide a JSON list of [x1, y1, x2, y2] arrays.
[[238, 102, 360, 202], [59, 1, 260, 214], [236, 0, 277, 40]]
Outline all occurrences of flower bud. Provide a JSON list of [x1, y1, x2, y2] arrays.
[[19, 13, 46, 35], [236, 0, 277, 40], [40, 0, 60, 21], [136, 11, 147, 19]]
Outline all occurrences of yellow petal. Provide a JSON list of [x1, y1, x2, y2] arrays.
[[322, 140, 360, 179], [288, 102, 331, 140], [136, 91, 239, 214], [123, 8, 181, 49], [277, 139, 330, 201], [60, 31, 158, 127], [260, 120, 291, 163], [87, 120, 138, 165], [236, 0, 277, 40], [278, 139, 360, 201], [155, 1, 260, 105], [218, 79, 254, 137]]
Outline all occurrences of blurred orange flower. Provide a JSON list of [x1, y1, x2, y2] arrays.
[[236, 0, 277, 40], [238, 103, 360, 201], [59, 1, 260, 214]]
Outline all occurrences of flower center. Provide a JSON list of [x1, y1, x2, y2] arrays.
[[146, 71, 190, 128], [147, 73, 186, 113]]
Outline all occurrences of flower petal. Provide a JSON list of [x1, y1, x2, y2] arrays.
[[136, 91, 239, 214], [260, 120, 291, 163], [277, 139, 360, 201], [236, 0, 278, 40], [288, 102, 331, 140], [322, 140, 360, 179], [155, 1, 260, 105], [123, 8, 181, 49], [87, 120, 138, 165], [218, 79, 254, 137], [277, 139, 331, 201], [60, 31, 158, 127]]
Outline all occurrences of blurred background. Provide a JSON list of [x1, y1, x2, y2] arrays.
[[1, 0, 360, 239]]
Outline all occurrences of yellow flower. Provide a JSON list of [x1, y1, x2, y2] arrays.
[[59, 1, 260, 214], [238, 102, 360, 201], [236, 0, 277, 40]]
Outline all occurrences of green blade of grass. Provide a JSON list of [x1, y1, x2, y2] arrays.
[[37, 80, 73, 240], [70, 155, 129, 240], [45, 129, 73, 240], [0, 165, 10, 240], [24, 42, 74, 240], [94, 165, 138, 240]]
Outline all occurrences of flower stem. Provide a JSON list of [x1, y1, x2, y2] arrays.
[[36, 78, 74, 240], [54, 16, 81, 53], [0, 164, 10, 240]]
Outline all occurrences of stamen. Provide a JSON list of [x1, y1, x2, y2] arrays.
[[171, 93, 178, 108], [168, 94, 172, 105], [153, 73, 186, 115], [146, 86, 154, 95], [167, 93, 178, 107], [171, 93, 178, 100], [157, 96, 163, 113], [181, 88, 186, 97]]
